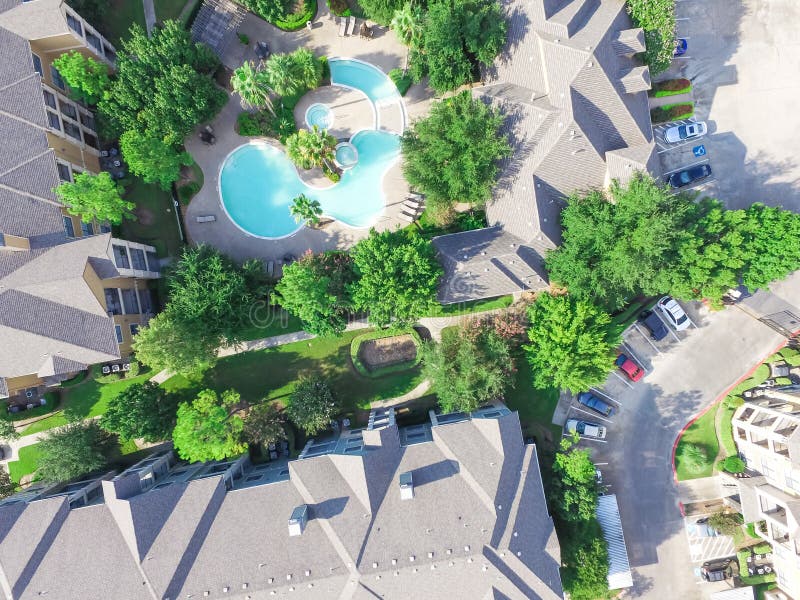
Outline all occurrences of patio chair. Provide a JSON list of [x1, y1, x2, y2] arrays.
[[346, 16, 356, 35], [399, 211, 416, 222], [338, 18, 346, 36], [196, 215, 216, 223]]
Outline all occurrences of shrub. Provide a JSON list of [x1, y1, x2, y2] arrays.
[[327, 0, 349, 15], [725, 395, 744, 409], [238, 33, 250, 45], [650, 103, 694, 124], [652, 78, 691, 95], [708, 511, 743, 536], [389, 68, 413, 96], [236, 104, 297, 142], [178, 181, 201, 205], [319, 56, 330, 81], [274, 0, 317, 31], [720, 455, 746, 474], [680, 443, 708, 473], [626, 0, 677, 76]]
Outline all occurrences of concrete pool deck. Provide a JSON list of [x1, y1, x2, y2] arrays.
[[294, 86, 374, 140], [184, 5, 432, 266]]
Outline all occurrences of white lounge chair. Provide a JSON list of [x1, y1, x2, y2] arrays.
[[196, 215, 216, 223], [338, 18, 346, 36], [403, 199, 421, 211], [346, 16, 356, 35]]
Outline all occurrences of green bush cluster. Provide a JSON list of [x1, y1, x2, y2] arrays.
[[651, 78, 691, 97], [327, 0, 350, 16], [626, 0, 677, 76], [238, 33, 250, 45], [237, 104, 297, 143], [274, 0, 317, 30], [650, 103, 694, 123], [178, 181, 201, 205], [389, 68, 413, 96]]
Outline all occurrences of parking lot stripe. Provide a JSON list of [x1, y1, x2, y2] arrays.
[[621, 341, 648, 373], [571, 405, 614, 424], [589, 387, 619, 405], [632, 322, 661, 353], [610, 370, 633, 388], [653, 308, 682, 343]]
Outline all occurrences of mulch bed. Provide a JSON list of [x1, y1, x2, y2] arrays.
[[359, 335, 417, 371]]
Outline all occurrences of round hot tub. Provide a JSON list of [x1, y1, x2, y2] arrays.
[[335, 142, 359, 169], [305, 103, 334, 130]]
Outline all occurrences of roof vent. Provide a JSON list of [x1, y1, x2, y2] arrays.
[[399, 472, 414, 500], [288, 504, 308, 536]]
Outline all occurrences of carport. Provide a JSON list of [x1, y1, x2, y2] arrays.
[[596, 494, 633, 589]]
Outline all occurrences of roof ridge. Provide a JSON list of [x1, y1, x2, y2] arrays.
[[433, 428, 497, 516], [0, 146, 53, 180]]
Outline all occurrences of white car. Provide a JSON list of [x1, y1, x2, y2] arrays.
[[663, 121, 707, 144], [656, 296, 691, 331], [566, 419, 606, 440]]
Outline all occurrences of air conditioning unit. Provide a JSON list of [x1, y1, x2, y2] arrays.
[[122, 363, 131, 371], [102, 366, 111, 374], [25, 390, 34, 399], [111, 364, 121, 373]]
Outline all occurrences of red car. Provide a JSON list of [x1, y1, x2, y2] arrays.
[[615, 353, 644, 382]]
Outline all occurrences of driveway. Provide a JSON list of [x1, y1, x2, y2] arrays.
[[582, 273, 800, 598], [660, 0, 800, 210]]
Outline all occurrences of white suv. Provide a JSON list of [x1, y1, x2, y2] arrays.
[[656, 296, 691, 331]]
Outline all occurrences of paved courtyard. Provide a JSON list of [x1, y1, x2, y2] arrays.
[[184, 5, 434, 265], [658, 0, 800, 210]]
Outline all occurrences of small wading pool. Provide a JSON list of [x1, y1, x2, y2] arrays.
[[335, 142, 358, 169], [305, 103, 333, 130]]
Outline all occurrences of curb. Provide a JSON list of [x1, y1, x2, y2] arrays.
[[670, 337, 791, 485]]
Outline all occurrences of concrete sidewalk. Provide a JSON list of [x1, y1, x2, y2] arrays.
[[649, 91, 693, 109]]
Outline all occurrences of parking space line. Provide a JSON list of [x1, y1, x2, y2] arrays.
[[631, 323, 661, 353], [571, 406, 614, 424], [662, 157, 710, 177], [589, 388, 618, 404], [610, 370, 633, 388], [654, 309, 682, 343], [621, 341, 648, 372]]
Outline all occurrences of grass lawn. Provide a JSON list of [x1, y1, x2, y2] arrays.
[[718, 403, 738, 457], [98, 0, 146, 45], [165, 329, 425, 418], [120, 177, 184, 258], [154, 0, 189, 22], [425, 295, 514, 317], [21, 372, 151, 436], [675, 404, 719, 480], [503, 355, 562, 450], [8, 445, 44, 484], [238, 308, 305, 341], [737, 550, 777, 586]]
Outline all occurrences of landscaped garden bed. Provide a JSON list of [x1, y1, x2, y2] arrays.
[[649, 78, 692, 98], [650, 102, 694, 124], [350, 329, 422, 377]]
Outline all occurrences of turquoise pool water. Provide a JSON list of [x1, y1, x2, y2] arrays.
[[335, 142, 358, 168], [329, 58, 400, 105], [220, 130, 400, 238], [305, 103, 333, 129]]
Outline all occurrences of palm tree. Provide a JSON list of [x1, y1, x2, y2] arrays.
[[292, 48, 323, 90], [290, 194, 323, 226], [230, 61, 274, 113], [285, 126, 336, 170], [391, 3, 422, 47], [264, 53, 302, 98]]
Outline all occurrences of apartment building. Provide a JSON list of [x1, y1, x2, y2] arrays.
[[0, 2, 160, 403], [730, 386, 800, 598], [0, 405, 564, 600]]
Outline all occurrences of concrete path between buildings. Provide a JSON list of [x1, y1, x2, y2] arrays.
[[648, 91, 694, 109]]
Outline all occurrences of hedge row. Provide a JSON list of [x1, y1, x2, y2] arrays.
[[651, 78, 691, 97], [650, 103, 694, 124], [350, 329, 423, 378]]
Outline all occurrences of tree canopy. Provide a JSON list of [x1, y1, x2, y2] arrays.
[[626, 0, 676, 76], [231, 60, 274, 111], [350, 229, 442, 327], [289, 194, 323, 226], [423, 321, 515, 414], [242, 402, 286, 446], [52, 51, 110, 104], [401, 91, 509, 222], [132, 311, 221, 375], [263, 48, 323, 97], [36, 421, 112, 483], [101, 382, 180, 443], [359, 0, 405, 25], [54, 171, 133, 225], [98, 21, 224, 147], [285, 377, 337, 435], [172, 389, 246, 462], [408, 0, 507, 94], [120, 130, 193, 191], [525, 293, 619, 393], [0, 417, 19, 442], [236, 0, 292, 23], [285, 126, 336, 170], [276, 251, 355, 336]]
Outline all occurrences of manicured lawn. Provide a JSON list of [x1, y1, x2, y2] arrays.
[[21, 372, 151, 436], [737, 549, 777, 586], [154, 0, 189, 22], [503, 356, 562, 449], [165, 330, 425, 417], [718, 403, 738, 457], [120, 177, 184, 258], [8, 445, 44, 484], [99, 0, 146, 45], [238, 308, 305, 341], [675, 404, 719, 480], [424, 295, 514, 317]]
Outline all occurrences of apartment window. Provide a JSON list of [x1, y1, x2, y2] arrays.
[[104, 289, 122, 315], [130, 323, 140, 337], [138, 289, 153, 314], [56, 162, 72, 182], [121, 289, 140, 314], [112, 244, 130, 269], [100, 224, 111, 233], [31, 53, 42, 76], [59, 101, 77, 121], [145, 251, 160, 272], [114, 324, 123, 344], [80, 221, 94, 237], [79, 112, 96, 131], [63, 121, 82, 141], [50, 66, 65, 90], [66, 12, 83, 36], [762, 459, 776, 480], [86, 33, 101, 52], [83, 132, 98, 149], [104, 45, 116, 63], [786, 469, 800, 494], [63, 216, 75, 238], [46, 111, 61, 131], [129, 248, 147, 271], [43, 89, 57, 109]]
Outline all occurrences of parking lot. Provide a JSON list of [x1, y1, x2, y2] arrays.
[[654, 0, 800, 210]]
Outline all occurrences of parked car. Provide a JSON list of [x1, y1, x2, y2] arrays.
[[701, 560, 732, 582], [577, 392, 615, 417], [638, 309, 669, 341], [668, 164, 712, 188], [656, 296, 691, 331], [566, 419, 607, 440], [673, 38, 688, 57], [615, 353, 644, 382], [663, 121, 707, 143]]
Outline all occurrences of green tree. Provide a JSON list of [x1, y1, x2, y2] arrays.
[[285, 126, 336, 169], [739, 203, 800, 290], [401, 91, 510, 222], [263, 53, 301, 97], [236, 0, 291, 23], [285, 377, 337, 435], [551, 435, 600, 522], [172, 389, 246, 462], [289, 48, 323, 91], [100, 382, 180, 443], [0, 417, 19, 442], [0, 470, 14, 500], [276, 251, 355, 336], [120, 130, 193, 191], [289, 193, 323, 226], [52, 51, 110, 104], [546, 174, 696, 311], [54, 172, 133, 225], [132, 312, 220, 375], [36, 421, 112, 483], [626, 0, 676, 76], [708, 511, 743, 536], [410, 0, 507, 94], [391, 3, 423, 46], [720, 455, 746, 474], [525, 293, 619, 392], [561, 532, 611, 600], [423, 322, 514, 413], [350, 229, 442, 326], [231, 60, 274, 112], [358, 0, 405, 25], [680, 443, 708, 474], [243, 402, 286, 446], [99, 21, 224, 145]]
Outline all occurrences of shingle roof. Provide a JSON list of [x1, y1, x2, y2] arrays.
[[0, 410, 564, 600], [436, 0, 657, 302]]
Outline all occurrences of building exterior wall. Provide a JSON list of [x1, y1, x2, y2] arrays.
[[4, 373, 47, 397]]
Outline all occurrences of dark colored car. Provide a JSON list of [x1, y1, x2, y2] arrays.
[[701, 560, 732, 582], [615, 353, 645, 382], [577, 392, 615, 417], [674, 38, 688, 56], [638, 310, 669, 341], [668, 164, 712, 188]]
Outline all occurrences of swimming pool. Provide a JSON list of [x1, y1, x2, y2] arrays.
[[219, 130, 400, 238], [329, 58, 400, 106]]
